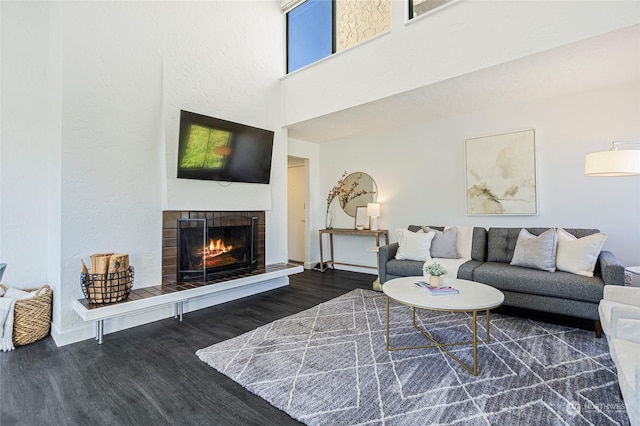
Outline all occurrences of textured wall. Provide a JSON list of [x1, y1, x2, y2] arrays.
[[336, 0, 391, 52], [0, 2, 51, 286], [1, 0, 285, 342]]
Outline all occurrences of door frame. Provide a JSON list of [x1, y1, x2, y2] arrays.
[[287, 156, 310, 267]]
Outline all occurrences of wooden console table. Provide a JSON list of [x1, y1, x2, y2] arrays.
[[318, 228, 389, 272]]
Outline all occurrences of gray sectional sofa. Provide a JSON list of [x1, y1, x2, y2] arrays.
[[378, 226, 626, 336]]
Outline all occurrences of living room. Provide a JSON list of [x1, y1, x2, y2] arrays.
[[0, 1, 640, 344], [1, 0, 639, 424]]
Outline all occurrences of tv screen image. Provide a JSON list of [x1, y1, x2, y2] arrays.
[[177, 110, 274, 184]]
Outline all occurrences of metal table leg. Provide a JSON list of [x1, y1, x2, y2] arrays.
[[96, 320, 104, 345], [174, 301, 183, 322]]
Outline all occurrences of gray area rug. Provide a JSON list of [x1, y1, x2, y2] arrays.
[[196, 289, 629, 425]]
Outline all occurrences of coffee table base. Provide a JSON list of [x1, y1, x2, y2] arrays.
[[385, 297, 493, 376]]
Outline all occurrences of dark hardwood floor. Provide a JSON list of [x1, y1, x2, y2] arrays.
[[1, 269, 375, 426], [1, 269, 596, 425]]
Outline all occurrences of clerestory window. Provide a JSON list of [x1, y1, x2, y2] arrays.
[[285, 0, 391, 74], [409, 0, 454, 20]]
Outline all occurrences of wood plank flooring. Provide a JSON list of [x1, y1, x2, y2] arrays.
[[1, 269, 374, 426], [1, 269, 595, 425]]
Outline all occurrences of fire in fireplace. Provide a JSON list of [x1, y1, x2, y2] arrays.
[[177, 215, 258, 282], [200, 239, 234, 268]]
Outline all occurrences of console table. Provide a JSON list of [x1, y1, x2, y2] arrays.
[[318, 228, 389, 272]]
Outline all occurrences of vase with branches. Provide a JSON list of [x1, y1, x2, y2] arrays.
[[325, 171, 348, 229], [325, 171, 376, 229]]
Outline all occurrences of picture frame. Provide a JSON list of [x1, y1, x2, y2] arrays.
[[465, 129, 537, 215], [355, 206, 369, 230]]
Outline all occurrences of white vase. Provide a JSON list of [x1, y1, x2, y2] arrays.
[[325, 211, 333, 229]]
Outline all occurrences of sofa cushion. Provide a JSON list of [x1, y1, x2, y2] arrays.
[[487, 227, 600, 264], [556, 228, 607, 277], [471, 227, 488, 262], [457, 260, 484, 281], [472, 261, 604, 303], [395, 229, 435, 261], [611, 337, 640, 426], [598, 299, 640, 338], [422, 227, 458, 259], [510, 228, 557, 272]]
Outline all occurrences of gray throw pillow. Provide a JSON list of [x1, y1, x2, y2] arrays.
[[422, 227, 458, 259], [510, 228, 557, 272]]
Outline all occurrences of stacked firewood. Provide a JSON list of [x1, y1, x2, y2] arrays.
[[81, 253, 131, 304]]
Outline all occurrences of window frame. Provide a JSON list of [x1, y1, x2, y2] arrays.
[[285, 0, 337, 74]]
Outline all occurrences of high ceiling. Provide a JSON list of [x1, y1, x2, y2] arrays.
[[286, 24, 640, 143]]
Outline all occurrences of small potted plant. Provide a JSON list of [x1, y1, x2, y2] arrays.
[[423, 262, 447, 287]]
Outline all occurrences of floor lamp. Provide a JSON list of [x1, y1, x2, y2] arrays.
[[585, 141, 640, 286]]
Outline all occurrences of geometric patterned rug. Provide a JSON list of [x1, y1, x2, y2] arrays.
[[196, 289, 630, 425]]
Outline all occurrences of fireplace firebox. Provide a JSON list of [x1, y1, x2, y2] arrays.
[[177, 216, 258, 282]]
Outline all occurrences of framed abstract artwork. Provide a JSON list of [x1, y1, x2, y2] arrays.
[[465, 129, 537, 215]]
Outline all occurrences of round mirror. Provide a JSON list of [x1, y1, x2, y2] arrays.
[[339, 172, 378, 217]]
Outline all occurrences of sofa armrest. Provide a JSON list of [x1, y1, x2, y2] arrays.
[[617, 318, 640, 345], [604, 285, 640, 307], [598, 250, 625, 286], [611, 305, 640, 336], [378, 243, 399, 284]]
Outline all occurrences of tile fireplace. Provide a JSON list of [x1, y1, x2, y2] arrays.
[[162, 211, 265, 284]]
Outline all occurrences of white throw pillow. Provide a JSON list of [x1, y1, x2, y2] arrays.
[[448, 225, 473, 259], [510, 228, 557, 272], [556, 228, 606, 277], [395, 229, 436, 261]]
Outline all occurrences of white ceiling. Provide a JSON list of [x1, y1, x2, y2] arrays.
[[286, 24, 640, 143]]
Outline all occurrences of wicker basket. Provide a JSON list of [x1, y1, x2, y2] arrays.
[[80, 266, 134, 304], [0, 284, 52, 346]]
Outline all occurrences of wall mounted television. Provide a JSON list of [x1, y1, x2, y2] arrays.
[[177, 110, 274, 184]]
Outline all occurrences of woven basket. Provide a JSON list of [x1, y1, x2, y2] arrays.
[[0, 284, 52, 346]]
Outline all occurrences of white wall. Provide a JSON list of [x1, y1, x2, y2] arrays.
[[1, 2, 51, 287], [1, 1, 286, 344], [283, 0, 639, 126], [317, 81, 640, 270]]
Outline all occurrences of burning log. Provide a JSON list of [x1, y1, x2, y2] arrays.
[[196, 239, 235, 270]]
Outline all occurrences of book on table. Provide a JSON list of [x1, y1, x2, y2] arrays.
[[415, 281, 459, 295]]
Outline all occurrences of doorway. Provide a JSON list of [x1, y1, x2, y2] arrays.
[[287, 156, 307, 264]]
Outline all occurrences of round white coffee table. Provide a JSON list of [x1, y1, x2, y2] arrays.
[[383, 276, 504, 376]]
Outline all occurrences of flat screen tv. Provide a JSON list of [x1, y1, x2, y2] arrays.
[[177, 110, 274, 184]]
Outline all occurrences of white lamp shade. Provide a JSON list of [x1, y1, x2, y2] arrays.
[[367, 203, 380, 217], [585, 150, 640, 176]]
